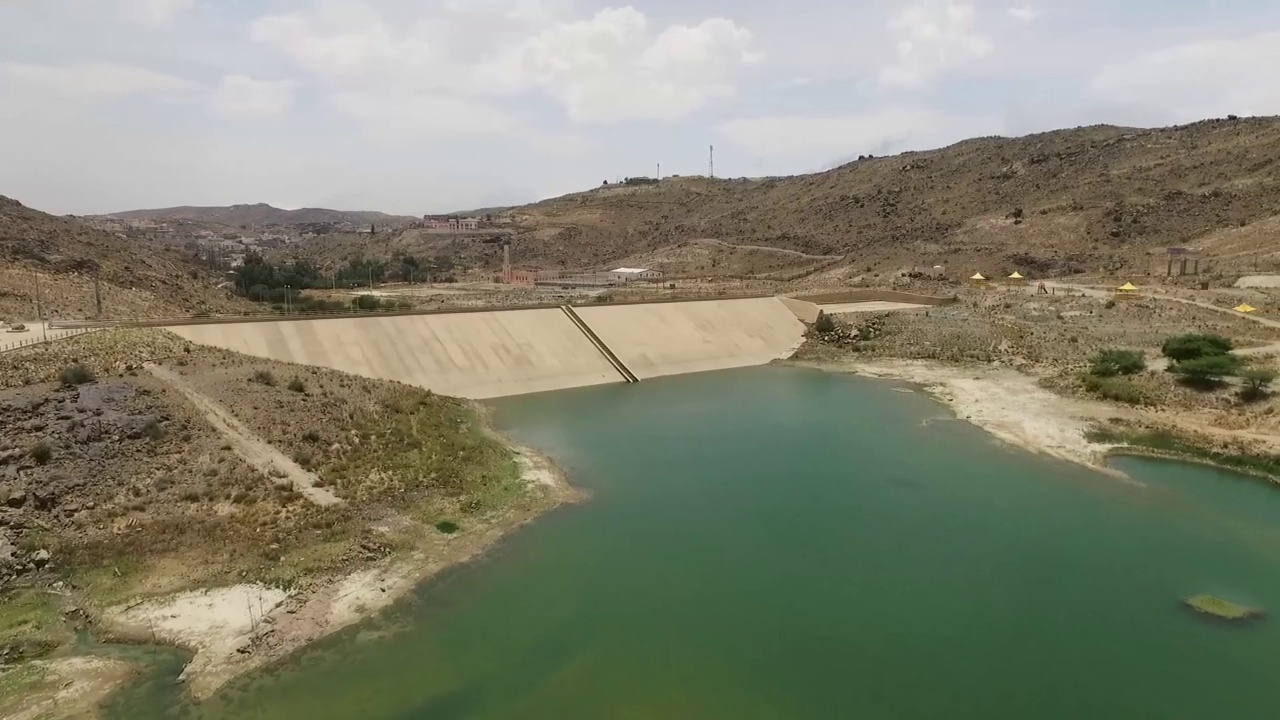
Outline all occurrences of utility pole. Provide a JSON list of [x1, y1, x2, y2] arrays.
[[284, 285, 291, 315], [657, 163, 661, 180], [709, 145, 714, 179], [33, 272, 47, 342]]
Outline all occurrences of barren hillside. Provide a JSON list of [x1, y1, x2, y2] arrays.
[[501, 117, 1280, 278], [108, 203, 420, 228], [0, 196, 252, 320]]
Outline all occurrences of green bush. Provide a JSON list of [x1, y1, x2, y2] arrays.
[[58, 363, 95, 386], [251, 370, 277, 386], [29, 440, 53, 465], [1170, 354, 1243, 386], [812, 313, 836, 333], [1241, 367, 1278, 402], [1162, 333, 1234, 361], [1089, 348, 1146, 377], [287, 377, 306, 393], [354, 295, 382, 311]]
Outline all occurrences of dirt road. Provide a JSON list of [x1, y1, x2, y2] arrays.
[[693, 238, 844, 260], [144, 363, 343, 506], [1042, 282, 1280, 357]]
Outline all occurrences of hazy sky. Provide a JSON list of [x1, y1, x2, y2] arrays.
[[2, 0, 1278, 215]]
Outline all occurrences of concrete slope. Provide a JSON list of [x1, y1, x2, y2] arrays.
[[574, 298, 806, 380], [166, 309, 624, 399]]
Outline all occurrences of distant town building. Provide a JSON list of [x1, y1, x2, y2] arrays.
[[609, 267, 663, 283], [423, 216, 480, 231], [503, 269, 562, 285]]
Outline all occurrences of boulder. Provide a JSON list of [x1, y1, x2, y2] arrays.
[[31, 549, 50, 568]]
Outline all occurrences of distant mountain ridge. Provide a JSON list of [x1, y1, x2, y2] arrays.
[[106, 203, 420, 228]]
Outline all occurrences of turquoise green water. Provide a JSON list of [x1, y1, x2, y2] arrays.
[[105, 366, 1280, 719]]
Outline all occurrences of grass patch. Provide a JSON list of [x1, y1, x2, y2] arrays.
[[324, 386, 523, 509], [434, 521, 460, 534], [1183, 594, 1263, 621], [0, 663, 54, 716], [1087, 426, 1280, 480], [0, 589, 70, 661], [1080, 374, 1149, 405]]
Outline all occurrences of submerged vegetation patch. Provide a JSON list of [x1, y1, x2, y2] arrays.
[[1183, 595, 1264, 622], [434, 521, 460, 535]]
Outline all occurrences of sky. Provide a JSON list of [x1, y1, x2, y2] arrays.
[[1, 0, 1278, 215]]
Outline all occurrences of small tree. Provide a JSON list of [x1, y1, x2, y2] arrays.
[[1241, 367, 1278, 402], [1162, 333, 1234, 361], [58, 363, 95, 386], [1170, 354, 1243, 386], [812, 313, 836, 333], [1090, 349, 1146, 377]]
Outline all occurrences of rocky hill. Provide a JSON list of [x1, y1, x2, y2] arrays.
[[107, 203, 420, 229], [0, 196, 252, 320], [502, 117, 1280, 279]]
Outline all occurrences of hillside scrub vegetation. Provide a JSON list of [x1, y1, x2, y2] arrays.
[[0, 329, 559, 667], [1089, 349, 1146, 377]]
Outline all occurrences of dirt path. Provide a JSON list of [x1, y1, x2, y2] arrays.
[[143, 363, 342, 506], [694, 238, 843, 260]]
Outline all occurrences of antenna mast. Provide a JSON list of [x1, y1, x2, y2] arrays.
[[709, 145, 714, 179]]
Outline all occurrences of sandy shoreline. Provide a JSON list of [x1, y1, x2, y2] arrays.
[[95, 442, 583, 702], [787, 357, 1137, 475]]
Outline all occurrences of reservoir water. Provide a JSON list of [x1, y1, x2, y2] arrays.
[[107, 366, 1280, 718]]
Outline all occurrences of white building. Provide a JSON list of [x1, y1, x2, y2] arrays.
[[609, 267, 664, 283]]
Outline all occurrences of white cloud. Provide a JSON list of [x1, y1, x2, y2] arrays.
[[250, 3, 760, 125], [0, 61, 195, 100], [1008, 5, 1039, 22], [1089, 30, 1280, 122], [120, 0, 194, 27], [211, 75, 296, 119], [717, 109, 1000, 170], [879, 1, 992, 89], [330, 90, 516, 138]]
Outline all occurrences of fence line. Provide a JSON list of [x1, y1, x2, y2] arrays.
[[0, 328, 97, 354]]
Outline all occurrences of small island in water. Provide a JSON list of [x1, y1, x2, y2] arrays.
[[1183, 595, 1265, 622]]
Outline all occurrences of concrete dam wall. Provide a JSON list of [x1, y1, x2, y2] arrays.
[[573, 298, 807, 380], [166, 297, 807, 399]]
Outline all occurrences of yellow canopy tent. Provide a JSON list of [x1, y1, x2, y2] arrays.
[[969, 272, 989, 289], [970, 273, 987, 281], [1114, 281, 1141, 301], [1008, 272, 1024, 279], [1235, 303, 1257, 313]]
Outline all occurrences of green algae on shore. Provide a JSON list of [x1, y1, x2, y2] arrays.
[[1183, 595, 1264, 621]]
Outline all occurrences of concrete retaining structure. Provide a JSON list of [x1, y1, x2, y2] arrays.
[[167, 297, 808, 398], [167, 308, 623, 399], [573, 298, 806, 380]]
